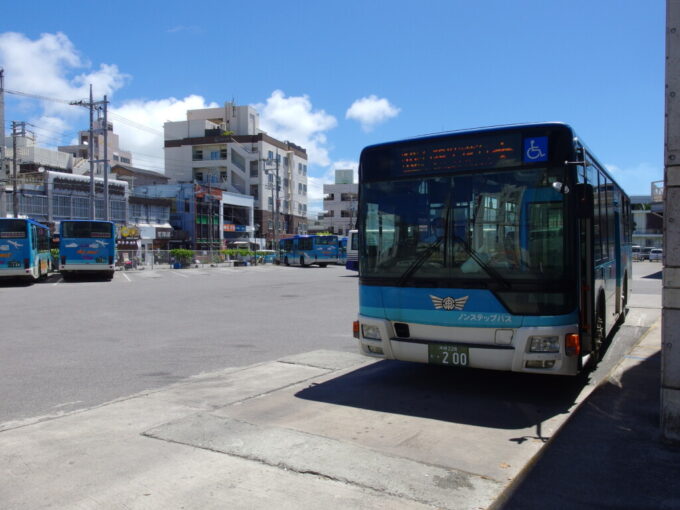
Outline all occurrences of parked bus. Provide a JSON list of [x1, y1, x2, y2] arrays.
[[279, 234, 340, 267], [0, 218, 52, 281], [353, 123, 631, 375], [346, 229, 359, 271], [337, 236, 348, 265], [59, 220, 116, 280]]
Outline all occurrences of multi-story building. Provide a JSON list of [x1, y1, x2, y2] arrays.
[[133, 183, 255, 252], [163, 102, 309, 248], [318, 169, 357, 236], [59, 119, 132, 174], [0, 170, 128, 225], [632, 194, 663, 248], [3, 127, 73, 180]]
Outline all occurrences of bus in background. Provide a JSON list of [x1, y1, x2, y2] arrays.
[[353, 123, 631, 376], [346, 229, 359, 271], [279, 234, 340, 267], [0, 218, 52, 281], [59, 220, 116, 280], [337, 236, 348, 265]]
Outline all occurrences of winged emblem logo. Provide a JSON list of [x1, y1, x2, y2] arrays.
[[429, 295, 469, 311]]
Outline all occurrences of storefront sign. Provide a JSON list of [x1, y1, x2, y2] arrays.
[[119, 225, 140, 240], [156, 228, 173, 239]]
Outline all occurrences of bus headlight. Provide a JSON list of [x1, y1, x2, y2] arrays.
[[361, 324, 381, 340], [529, 335, 560, 353]]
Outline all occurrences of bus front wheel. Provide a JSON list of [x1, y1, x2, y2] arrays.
[[300, 256, 307, 267], [592, 304, 606, 363], [284, 257, 290, 266]]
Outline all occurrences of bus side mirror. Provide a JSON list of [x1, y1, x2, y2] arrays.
[[573, 183, 593, 218]]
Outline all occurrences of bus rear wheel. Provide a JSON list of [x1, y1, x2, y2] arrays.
[[592, 305, 605, 363], [284, 257, 289, 266], [300, 256, 307, 267]]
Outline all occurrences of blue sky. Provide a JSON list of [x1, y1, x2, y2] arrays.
[[0, 1, 665, 213]]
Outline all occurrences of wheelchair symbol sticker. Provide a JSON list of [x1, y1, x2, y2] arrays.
[[523, 137, 548, 163]]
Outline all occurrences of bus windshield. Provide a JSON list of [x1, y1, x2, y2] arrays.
[[360, 167, 570, 286], [0, 220, 27, 238], [62, 221, 113, 238], [316, 236, 338, 246]]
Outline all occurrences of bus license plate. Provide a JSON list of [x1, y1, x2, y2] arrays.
[[428, 344, 470, 367]]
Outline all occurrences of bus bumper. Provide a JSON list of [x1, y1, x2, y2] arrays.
[[355, 315, 581, 376], [61, 263, 115, 272], [0, 267, 36, 278]]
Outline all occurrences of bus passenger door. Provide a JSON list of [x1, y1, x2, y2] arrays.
[[576, 176, 595, 356]]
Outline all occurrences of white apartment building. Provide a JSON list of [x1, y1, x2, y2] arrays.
[[163, 102, 309, 246], [319, 169, 358, 236], [3, 128, 73, 179]]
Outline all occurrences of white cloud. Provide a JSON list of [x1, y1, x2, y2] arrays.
[[605, 162, 662, 196], [0, 32, 128, 116], [253, 90, 337, 166], [111, 95, 219, 172], [346, 95, 400, 132]]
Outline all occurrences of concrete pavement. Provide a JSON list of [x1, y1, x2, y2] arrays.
[[1, 266, 674, 509]]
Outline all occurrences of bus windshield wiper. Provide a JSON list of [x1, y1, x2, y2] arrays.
[[453, 236, 511, 289], [397, 237, 443, 286]]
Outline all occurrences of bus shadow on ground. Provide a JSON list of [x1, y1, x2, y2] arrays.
[[0, 278, 35, 287], [295, 360, 589, 430], [59, 273, 113, 283]]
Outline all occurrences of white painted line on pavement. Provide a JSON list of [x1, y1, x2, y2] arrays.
[[169, 270, 189, 278], [121, 272, 131, 282]]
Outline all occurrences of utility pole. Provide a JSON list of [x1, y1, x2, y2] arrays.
[[0, 69, 5, 186], [663, 0, 680, 444], [11, 121, 25, 218], [274, 150, 280, 249], [71, 85, 109, 221], [102, 95, 109, 220]]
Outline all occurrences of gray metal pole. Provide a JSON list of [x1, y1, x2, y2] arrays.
[[103, 95, 109, 221], [274, 151, 280, 249], [11, 121, 17, 217], [0, 69, 5, 184], [663, 0, 680, 444], [88, 85, 95, 220]]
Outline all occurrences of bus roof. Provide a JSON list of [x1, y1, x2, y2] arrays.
[[359, 122, 575, 153], [0, 217, 50, 229]]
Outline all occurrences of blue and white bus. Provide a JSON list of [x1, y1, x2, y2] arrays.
[[279, 235, 340, 268], [346, 229, 359, 271], [59, 220, 116, 280], [353, 123, 631, 375], [337, 236, 348, 266], [0, 218, 52, 281]]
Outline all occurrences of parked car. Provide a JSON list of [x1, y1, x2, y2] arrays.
[[640, 247, 654, 261], [649, 248, 663, 262]]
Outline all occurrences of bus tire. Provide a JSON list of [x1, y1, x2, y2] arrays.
[[319, 263, 327, 268], [300, 256, 307, 267], [592, 301, 606, 363], [284, 257, 289, 266], [620, 274, 628, 322]]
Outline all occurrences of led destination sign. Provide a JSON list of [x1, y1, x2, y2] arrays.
[[396, 134, 522, 176]]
